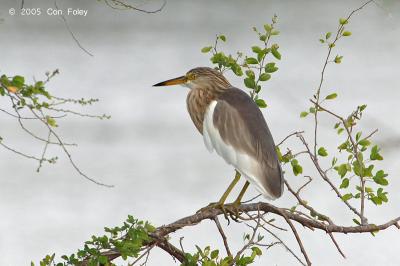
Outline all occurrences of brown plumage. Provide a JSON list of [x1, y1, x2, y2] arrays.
[[154, 67, 284, 199]]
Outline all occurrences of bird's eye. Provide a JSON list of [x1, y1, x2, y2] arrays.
[[187, 73, 196, 80]]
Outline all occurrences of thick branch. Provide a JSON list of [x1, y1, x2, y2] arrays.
[[101, 202, 400, 263]]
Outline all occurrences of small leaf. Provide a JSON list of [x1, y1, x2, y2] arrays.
[[271, 44, 281, 60], [358, 139, 371, 147], [245, 57, 258, 64], [300, 111, 308, 118], [318, 147, 328, 157], [370, 145, 383, 161], [264, 24, 272, 33], [244, 78, 255, 89], [265, 62, 278, 73], [342, 31, 352, 36], [46, 116, 58, 127], [334, 55, 343, 64], [271, 30, 280, 35], [340, 178, 349, 189], [210, 250, 219, 259], [201, 46, 212, 53], [219, 35, 226, 42], [255, 99, 267, 108], [355, 132, 362, 141], [251, 46, 263, 54], [251, 246, 262, 256], [259, 73, 271, 81], [341, 193, 353, 201], [325, 93, 337, 100], [339, 18, 348, 25], [245, 70, 255, 79], [325, 32, 332, 39]]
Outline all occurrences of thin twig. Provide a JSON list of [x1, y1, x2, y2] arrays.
[[213, 217, 232, 257], [328, 232, 346, 259], [54, 0, 94, 56]]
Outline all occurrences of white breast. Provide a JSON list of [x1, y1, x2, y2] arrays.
[[202, 101, 272, 198]]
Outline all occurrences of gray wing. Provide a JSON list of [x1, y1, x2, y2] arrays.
[[213, 88, 283, 199]]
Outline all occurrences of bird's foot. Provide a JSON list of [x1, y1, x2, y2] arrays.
[[224, 200, 244, 222], [197, 201, 243, 223]]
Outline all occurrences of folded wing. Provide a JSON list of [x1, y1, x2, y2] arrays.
[[202, 88, 283, 199]]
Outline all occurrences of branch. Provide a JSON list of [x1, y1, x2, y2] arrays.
[[99, 202, 400, 263]]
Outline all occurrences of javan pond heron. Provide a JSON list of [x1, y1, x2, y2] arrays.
[[154, 67, 283, 211]]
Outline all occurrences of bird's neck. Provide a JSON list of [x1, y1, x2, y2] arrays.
[[186, 87, 225, 134]]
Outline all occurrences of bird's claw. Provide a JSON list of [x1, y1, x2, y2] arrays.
[[197, 201, 243, 224], [224, 201, 243, 222]]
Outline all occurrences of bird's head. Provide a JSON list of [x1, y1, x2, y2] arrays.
[[153, 67, 231, 92]]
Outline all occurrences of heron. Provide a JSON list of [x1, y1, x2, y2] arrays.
[[154, 67, 283, 213]]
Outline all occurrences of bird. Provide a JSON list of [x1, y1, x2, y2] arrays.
[[154, 67, 283, 211]]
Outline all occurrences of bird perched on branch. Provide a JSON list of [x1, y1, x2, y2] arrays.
[[154, 67, 283, 212]]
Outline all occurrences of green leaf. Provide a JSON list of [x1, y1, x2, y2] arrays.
[[264, 24, 272, 33], [370, 145, 383, 161], [335, 163, 348, 178], [255, 99, 267, 108], [340, 178, 349, 189], [355, 132, 362, 141], [339, 18, 348, 25], [334, 55, 343, 64], [300, 111, 308, 118], [12, 75, 25, 88], [359, 104, 367, 111], [251, 247, 262, 256], [373, 170, 389, 186], [265, 62, 278, 73], [98, 256, 108, 265], [325, 32, 332, 39], [325, 93, 337, 100], [244, 78, 255, 89], [342, 31, 352, 36], [318, 147, 328, 157], [291, 160, 303, 176], [271, 30, 280, 36], [201, 46, 212, 53], [46, 116, 58, 127], [210, 249, 219, 259], [245, 70, 255, 79], [341, 193, 353, 201], [245, 57, 258, 64], [219, 35, 226, 42], [251, 46, 263, 54], [259, 73, 271, 81], [271, 44, 281, 60], [358, 139, 371, 147]]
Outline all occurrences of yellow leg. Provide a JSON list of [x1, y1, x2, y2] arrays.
[[217, 171, 241, 204], [233, 181, 250, 204]]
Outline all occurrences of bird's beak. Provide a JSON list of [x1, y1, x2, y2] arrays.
[[153, 76, 187, 86]]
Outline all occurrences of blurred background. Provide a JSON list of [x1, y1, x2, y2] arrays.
[[0, 0, 400, 265]]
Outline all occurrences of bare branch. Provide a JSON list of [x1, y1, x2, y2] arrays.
[[213, 217, 232, 257]]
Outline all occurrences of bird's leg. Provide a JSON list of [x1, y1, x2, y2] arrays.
[[197, 171, 241, 216], [217, 170, 241, 205], [233, 181, 250, 205], [225, 181, 250, 221]]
